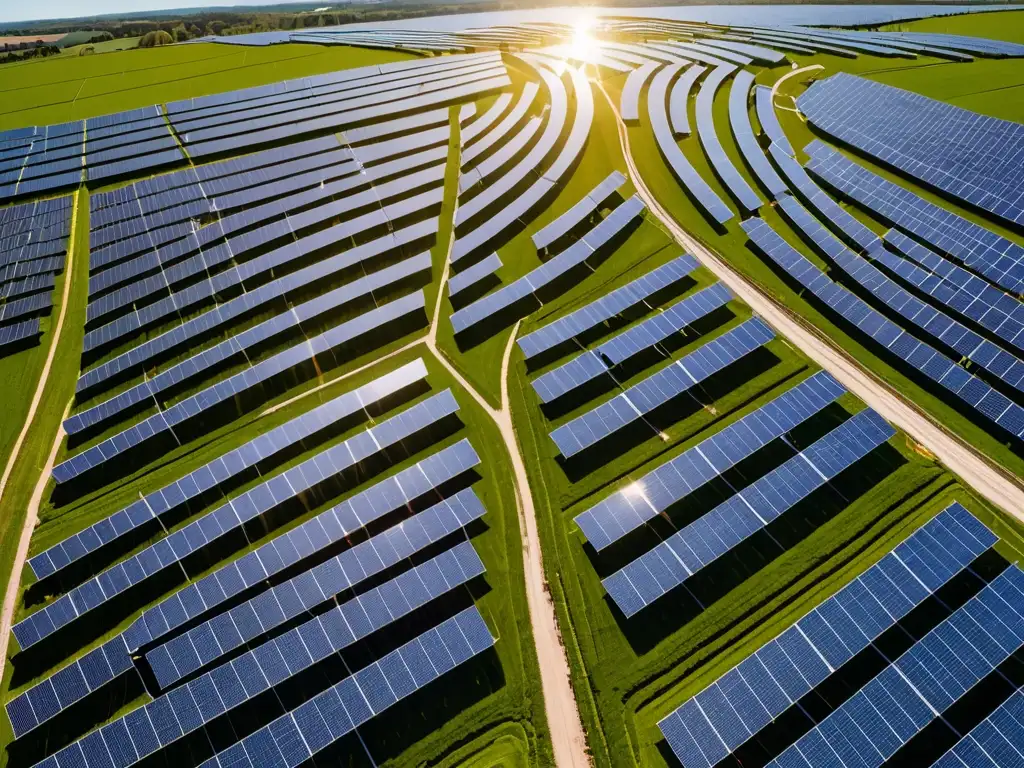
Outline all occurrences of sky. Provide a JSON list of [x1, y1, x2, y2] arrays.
[[0, 1, 264, 24]]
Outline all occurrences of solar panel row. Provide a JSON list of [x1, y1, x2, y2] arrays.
[[14, 439, 477, 735], [532, 170, 627, 252], [32, 359, 428, 582], [451, 59, 593, 262], [932, 689, 1024, 768], [451, 195, 644, 335], [532, 281, 733, 404], [33, 546, 487, 768], [574, 370, 845, 551], [0, 273, 54, 302], [669, 64, 705, 135], [0, 256, 64, 288], [68, 254, 430, 430], [696, 64, 763, 212], [604, 408, 895, 617], [730, 71, 788, 197], [54, 291, 428, 485], [742, 217, 1024, 440], [798, 72, 1024, 227], [461, 81, 540, 168], [462, 91, 513, 145], [84, 152, 442, 331], [776, 195, 1024, 398], [804, 141, 1024, 295], [149, 486, 485, 689], [21, 388, 458, 653], [621, 61, 661, 122], [881, 230, 1024, 355], [517, 254, 700, 360], [0, 317, 40, 351], [550, 316, 774, 458], [448, 253, 502, 299], [769, 564, 1024, 768], [197, 605, 494, 768], [659, 502, 998, 768], [648, 61, 733, 225], [459, 116, 543, 195]]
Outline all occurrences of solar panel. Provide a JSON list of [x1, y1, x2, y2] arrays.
[[532, 171, 627, 252], [741, 216, 1024, 440], [52, 291, 428, 486], [604, 408, 895, 617], [31, 360, 429, 583], [658, 502, 998, 768], [621, 61, 661, 122], [461, 82, 540, 167], [804, 140, 1024, 295], [15, 441, 478, 737], [575, 370, 845, 550], [198, 606, 494, 768], [0, 317, 40, 351], [730, 72, 788, 197], [517, 254, 699, 360], [531, 281, 733, 403], [453, 60, 567, 235], [647, 61, 732, 225], [148, 486, 486, 689], [462, 91, 513, 145], [931, 689, 1024, 768], [695, 64, 763, 213], [72, 253, 429, 418], [768, 564, 1024, 768], [669, 65, 704, 136], [550, 316, 774, 458], [451, 195, 644, 335], [21, 389, 458, 652], [775, 194, 1024, 399], [448, 253, 502, 299], [798, 72, 1024, 226], [39, 548, 488, 768], [459, 116, 543, 194], [699, 38, 786, 64]]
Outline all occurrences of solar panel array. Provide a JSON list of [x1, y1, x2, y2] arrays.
[[462, 92, 513, 145], [769, 564, 1024, 768], [742, 217, 1024, 440], [460, 82, 540, 169], [20, 389, 458, 651], [517, 254, 699, 360], [621, 61, 661, 122], [603, 408, 895, 617], [68, 253, 431, 433], [798, 72, 1024, 226], [52, 291, 428, 485], [38, 546, 488, 768], [932, 689, 1024, 768], [148, 486, 486, 689], [197, 606, 495, 768], [775, 194, 1024, 400], [531, 282, 733, 404], [659, 502, 998, 768], [574, 370, 845, 550], [0, 122, 84, 201], [13, 438, 480, 735], [804, 140, 1024, 295], [550, 316, 775, 458], [30, 360, 427, 582], [451, 195, 645, 335], [755, 85, 794, 155], [532, 171, 627, 252], [647, 61, 733, 225], [668, 65, 704, 136]]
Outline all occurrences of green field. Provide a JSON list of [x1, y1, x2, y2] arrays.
[[1, 8, 1024, 768]]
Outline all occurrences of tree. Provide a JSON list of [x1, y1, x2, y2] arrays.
[[138, 30, 173, 48]]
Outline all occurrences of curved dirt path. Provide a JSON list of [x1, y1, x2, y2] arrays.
[[771, 64, 823, 99], [0, 191, 79, 678], [429, 211, 589, 767], [598, 84, 1024, 521]]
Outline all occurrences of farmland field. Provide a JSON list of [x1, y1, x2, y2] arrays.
[[1, 6, 1023, 768]]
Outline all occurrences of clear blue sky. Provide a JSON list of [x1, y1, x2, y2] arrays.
[[1, 1, 260, 24]]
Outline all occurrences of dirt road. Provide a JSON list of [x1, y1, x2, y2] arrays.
[[599, 84, 1024, 523]]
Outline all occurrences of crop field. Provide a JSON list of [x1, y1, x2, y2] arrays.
[[0, 7, 1023, 768]]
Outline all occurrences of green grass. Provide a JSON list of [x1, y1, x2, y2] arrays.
[[60, 38, 142, 56]]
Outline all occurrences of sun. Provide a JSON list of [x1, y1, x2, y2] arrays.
[[566, 16, 596, 62]]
